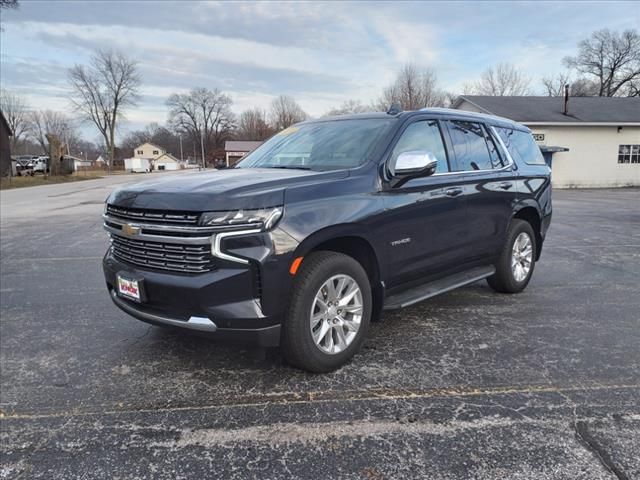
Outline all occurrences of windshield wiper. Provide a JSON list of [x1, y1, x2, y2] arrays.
[[264, 165, 312, 170]]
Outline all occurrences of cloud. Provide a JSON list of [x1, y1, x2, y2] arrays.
[[1, 0, 639, 139]]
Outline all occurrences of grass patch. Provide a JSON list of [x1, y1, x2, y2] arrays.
[[0, 174, 104, 190]]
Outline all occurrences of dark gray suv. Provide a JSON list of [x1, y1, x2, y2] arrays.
[[103, 107, 552, 372]]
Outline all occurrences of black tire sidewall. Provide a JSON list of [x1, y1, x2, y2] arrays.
[[283, 252, 372, 372]]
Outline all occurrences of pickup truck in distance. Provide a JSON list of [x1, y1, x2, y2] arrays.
[[103, 107, 552, 372]]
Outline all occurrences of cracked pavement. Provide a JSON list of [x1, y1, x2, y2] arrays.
[[1, 176, 639, 479]]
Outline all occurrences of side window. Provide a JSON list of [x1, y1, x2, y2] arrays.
[[389, 120, 449, 174], [447, 121, 493, 171], [497, 128, 546, 165], [484, 127, 506, 168]]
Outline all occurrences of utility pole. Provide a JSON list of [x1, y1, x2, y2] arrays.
[[200, 132, 206, 170], [179, 135, 184, 163]]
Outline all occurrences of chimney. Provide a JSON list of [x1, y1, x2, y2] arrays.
[[563, 84, 569, 115]]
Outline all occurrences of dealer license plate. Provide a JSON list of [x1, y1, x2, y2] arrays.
[[117, 275, 141, 302]]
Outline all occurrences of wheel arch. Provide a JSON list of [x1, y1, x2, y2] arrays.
[[293, 226, 385, 321], [512, 205, 542, 260]]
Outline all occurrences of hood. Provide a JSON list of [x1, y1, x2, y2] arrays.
[[107, 168, 348, 211]]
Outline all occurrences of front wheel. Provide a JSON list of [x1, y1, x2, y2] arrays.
[[487, 219, 536, 293], [282, 251, 372, 373]]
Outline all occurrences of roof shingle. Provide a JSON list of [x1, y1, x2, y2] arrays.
[[225, 140, 264, 152], [455, 96, 640, 123]]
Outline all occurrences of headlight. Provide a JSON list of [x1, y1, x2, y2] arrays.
[[199, 207, 283, 230]]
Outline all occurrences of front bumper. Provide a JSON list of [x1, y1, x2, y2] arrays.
[[103, 253, 282, 347]]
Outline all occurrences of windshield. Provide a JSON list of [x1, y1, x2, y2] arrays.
[[236, 118, 393, 171]]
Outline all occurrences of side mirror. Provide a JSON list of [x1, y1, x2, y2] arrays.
[[391, 151, 438, 187]]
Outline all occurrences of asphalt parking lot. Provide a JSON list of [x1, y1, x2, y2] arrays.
[[1, 174, 639, 479]]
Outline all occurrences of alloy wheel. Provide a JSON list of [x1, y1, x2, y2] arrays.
[[309, 274, 363, 354], [511, 232, 533, 282]]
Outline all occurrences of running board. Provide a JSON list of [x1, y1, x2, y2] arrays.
[[383, 265, 496, 310]]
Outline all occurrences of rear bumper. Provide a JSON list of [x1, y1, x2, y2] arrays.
[[103, 252, 282, 347]]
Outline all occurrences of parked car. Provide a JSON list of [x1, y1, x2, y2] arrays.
[[14, 156, 38, 176], [102, 107, 552, 372], [33, 157, 50, 174]]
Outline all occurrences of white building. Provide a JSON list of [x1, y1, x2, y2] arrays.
[[453, 96, 640, 188], [134, 142, 165, 160], [224, 140, 264, 167], [132, 143, 180, 171], [152, 152, 180, 171]]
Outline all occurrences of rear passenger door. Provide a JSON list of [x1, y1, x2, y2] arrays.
[[444, 120, 517, 262]]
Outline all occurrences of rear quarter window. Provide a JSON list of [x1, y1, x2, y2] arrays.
[[496, 128, 546, 166]]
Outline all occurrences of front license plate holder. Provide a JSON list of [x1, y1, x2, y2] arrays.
[[116, 272, 146, 303]]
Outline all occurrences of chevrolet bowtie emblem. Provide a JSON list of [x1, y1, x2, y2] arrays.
[[122, 223, 141, 236]]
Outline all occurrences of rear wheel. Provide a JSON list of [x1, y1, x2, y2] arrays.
[[282, 251, 372, 373], [487, 219, 536, 293]]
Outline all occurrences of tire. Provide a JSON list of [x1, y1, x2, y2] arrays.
[[487, 219, 536, 294], [282, 251, 372, 373]]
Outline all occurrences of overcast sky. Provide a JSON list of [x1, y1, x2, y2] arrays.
[[1, 0, 638, 138]]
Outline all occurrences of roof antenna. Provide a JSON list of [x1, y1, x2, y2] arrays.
[[563, 84, 569, 115], [387, 103, 402, 115]]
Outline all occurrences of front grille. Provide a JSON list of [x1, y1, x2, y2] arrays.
[[106, 205, 200, 226], [111, 235, 215, 273]]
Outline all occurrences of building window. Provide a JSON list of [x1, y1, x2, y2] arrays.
[[137, 150, 143, 155], [618, 145, 640, 164], [153, 150, 159, 155]]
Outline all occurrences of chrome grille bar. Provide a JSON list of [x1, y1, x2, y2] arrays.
[[110, 236, 216, 273], [106, 205, 199, 225]]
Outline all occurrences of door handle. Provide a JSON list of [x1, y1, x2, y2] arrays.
[[445, 187, 463, 197], [499, 182, 513, 190]]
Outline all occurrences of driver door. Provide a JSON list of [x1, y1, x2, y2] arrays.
[[381, 118, 468, 289]]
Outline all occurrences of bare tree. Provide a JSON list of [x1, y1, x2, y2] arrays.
[[68, 49, 141, 169], [541, 73, 598, 97], [167, 87, 235, 157], [376, 64, 446, 111], [269, 95, 307, 131], [0, 88, 30, 150], [0, 0, 18, 31], [466, 62, 532, 96], [325, 99, 370, 116], [237, 108, 273, 140], [564, 29, 640, 97], [28, 110, 75, 154]]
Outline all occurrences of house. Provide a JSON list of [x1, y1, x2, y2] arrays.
[[134, 142, 165, 160], [71, 157, 93, 171], [57, 155, 89, 173], [0, 110, 13, 177], [153, 152, 180, 171], [224, 140, 263, 167], [132, 143, 179, 171], [452, 96, 640, 188]]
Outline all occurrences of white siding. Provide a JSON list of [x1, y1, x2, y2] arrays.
[[134, 143, 165, 159], [530, 126, 640, 188]]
